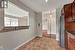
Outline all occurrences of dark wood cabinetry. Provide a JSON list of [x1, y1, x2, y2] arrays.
[[64, 0, 75, 50]]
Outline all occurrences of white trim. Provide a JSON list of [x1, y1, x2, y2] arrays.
[[12, 36, 36, 50]]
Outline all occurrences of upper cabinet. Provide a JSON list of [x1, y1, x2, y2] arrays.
[[64, 3, 72, 18], [64, 1, 75, 23], [72, 2, 75, 18]]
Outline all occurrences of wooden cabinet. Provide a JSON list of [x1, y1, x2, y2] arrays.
[[64, 0, 75, 50], [64, 2, 75, 32], [64, 3, 72, 18], [72, 2, 75, 17], [68, 33, 75, 50]]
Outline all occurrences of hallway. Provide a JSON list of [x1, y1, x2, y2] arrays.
[[0, 0, 74, 50], [17, 37, 65, 50]]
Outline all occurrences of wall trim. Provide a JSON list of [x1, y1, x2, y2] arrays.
[[12, 36, 36, 50]]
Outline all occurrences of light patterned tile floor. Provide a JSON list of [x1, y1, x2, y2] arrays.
[[17, 37, 65, 50]]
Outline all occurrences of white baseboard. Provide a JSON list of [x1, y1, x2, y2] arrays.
[[12, 36, 36, 50]]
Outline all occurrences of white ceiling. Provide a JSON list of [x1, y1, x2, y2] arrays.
[[20, 0, 74, 12], [5, 2, 29, 17]]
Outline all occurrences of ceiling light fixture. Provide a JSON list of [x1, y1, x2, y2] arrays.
[[0, 0, 8, 8], [45, 0, 48, 3]]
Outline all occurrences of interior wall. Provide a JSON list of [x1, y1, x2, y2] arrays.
[[0, 0, 37, 50], [56, 8, 61, 41], [36, 12, 42, 37], [0, 9, 4, 30], [56, 7, 65, 48]]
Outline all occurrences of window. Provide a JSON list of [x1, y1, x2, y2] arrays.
[[4, 17, 18, 27]]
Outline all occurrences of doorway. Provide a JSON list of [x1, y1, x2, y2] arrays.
[[42, 9, 57, 40]]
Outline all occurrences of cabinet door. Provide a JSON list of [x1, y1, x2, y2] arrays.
[[64, 4, 72, 31], [72, 3, 75, 17], [64, 4, 72, 18], [68, 33, 75, 50]]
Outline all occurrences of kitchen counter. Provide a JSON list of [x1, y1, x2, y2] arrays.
[[0, 26, 29, 32]]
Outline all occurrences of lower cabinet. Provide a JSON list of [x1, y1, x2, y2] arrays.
[[68, 33, 75, 50]]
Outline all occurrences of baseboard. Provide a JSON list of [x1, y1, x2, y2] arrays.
[[12, 36, 36, 50]]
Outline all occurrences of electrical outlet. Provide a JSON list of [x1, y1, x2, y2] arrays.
[[0, 46, 3, 50]]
